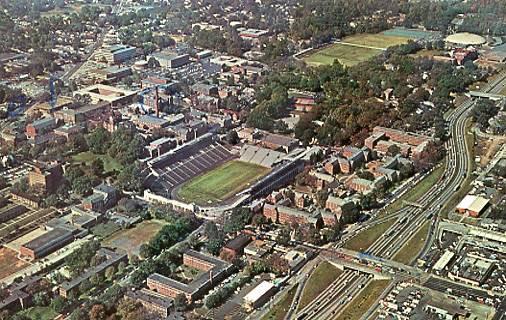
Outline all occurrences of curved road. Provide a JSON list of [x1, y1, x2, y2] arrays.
[[292, 71, 506, 320]]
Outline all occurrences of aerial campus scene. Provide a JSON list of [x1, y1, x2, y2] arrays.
[[0, 1, 505, 320]]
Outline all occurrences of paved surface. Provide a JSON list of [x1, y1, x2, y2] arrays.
[[290, 72, 506, 320]]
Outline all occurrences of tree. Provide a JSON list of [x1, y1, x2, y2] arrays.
[[89, 304, 106, 320], [90, 273, 103, 287], [70, 309, 88, 320], [33, 292, 49, 307], [174, 293, 188, 311], [50, 296, 66, 313], [226, 130, 239, 145], [79, 278, 92, 294], [90, 158, 104, 177], [223, 208, 252, 234], [471, 100, 497, 129], [204, 222, 224, 255], [117, 261, 127, 275], [105, 266, 116, 280], [86, 128, 110, 154], [116, 162, 146, 192]]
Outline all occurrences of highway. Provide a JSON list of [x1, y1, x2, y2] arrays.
[[292, 71, 506, 320]]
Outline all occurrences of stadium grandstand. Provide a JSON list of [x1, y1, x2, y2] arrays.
[[145, 133, 235, 197], [239, 145, 285, 168], [244, 159, 304, 198]]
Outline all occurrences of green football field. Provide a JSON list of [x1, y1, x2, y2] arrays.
[[177, 161, 270, 205], [304, 33, 410, 67]]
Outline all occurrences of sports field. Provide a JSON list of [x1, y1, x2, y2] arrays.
[[177, 160, 270, 204], [103, 220, 165, 256], [304, 33, 409, 67]]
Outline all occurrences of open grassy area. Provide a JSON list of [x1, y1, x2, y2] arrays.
[[297, 262, 342, 311], [335, 280, 390, 320], [500, 86, 506, 96], [304, 33, 409, 67], [261, 285, 298, 320], [392, 221, 430, 265], [304, 43, 382, 67], [343, 33, 409, 48], [91, 221, 122, 239], [72, 151, 123, 173], [0, 247, 29, 280], [19, 306, 58, 320], [103, 220, 165, 256], [344, 218, 396, 252], [177, 160, 269, 205], [383, 165, 446, 215]]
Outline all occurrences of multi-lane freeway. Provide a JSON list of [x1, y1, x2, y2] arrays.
[[292, 71, 506, 320]]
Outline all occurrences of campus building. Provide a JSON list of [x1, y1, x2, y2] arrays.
[[96, 44, 136, 64], [19, 227, 75, 260], [147, 250, 233, 303], [59, 248, 128, 298], [28, 162, 64, 194], [263, 204, 322, 227], [125, 289, 173, 318]]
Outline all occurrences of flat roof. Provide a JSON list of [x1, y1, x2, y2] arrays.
[[433, 250, 455, 271], [456, 195, 489, 213], [244, 281, 275, 303], [22, 227, 73, 252]]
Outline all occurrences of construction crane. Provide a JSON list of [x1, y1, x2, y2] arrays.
[[49, 75, 58, 109]]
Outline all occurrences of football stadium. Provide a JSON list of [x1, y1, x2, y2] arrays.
[[145, 134, 303, 207]]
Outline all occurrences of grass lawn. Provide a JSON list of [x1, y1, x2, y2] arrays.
[[297, 262, 342, 311], [383, 165, 446, 215], [72, 151, 123, 172], [335, 280, 390, 320], [344, 218, 396, 252], [103, 220, 166, 256], [343, 33, 409, 48], [19, 306, 58, 320], [304, 43, 381, 67], [500, 86, 506, 96], [304, 33, 409, 67], [261, 285, 298, 320], [177, 160, 270, 204], [392, 221, 430, 265], [91, 221, 122, 239]]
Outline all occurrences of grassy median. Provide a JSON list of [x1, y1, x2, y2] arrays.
[[343, 218, 396, 252], [383, 165, 445, 215], [335, 280, 390, 320], [297, 262, 342, 311], [262, 285, 298, 320], [392, 221, 430, 265]]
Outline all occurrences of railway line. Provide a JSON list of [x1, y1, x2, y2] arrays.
[[292, 72, 506, 320]]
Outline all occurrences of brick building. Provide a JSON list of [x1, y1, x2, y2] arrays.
[[220, 234, 251, 262], [325, 196, 359, 224], [147, 250, 233, 303], [25, 117, 57, 139], [20, 227, 75, 260], [125, 289, 173, 318], [263, 204, 322, 227], [28, 162, 64, 194]]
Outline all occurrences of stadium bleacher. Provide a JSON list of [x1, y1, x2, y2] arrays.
[[239, 145, 284, 168], [148, 142, 234, 196]]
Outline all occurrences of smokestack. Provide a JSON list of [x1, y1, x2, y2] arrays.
[[155, 86, 159, 117], [209, 269, 213, 285]]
